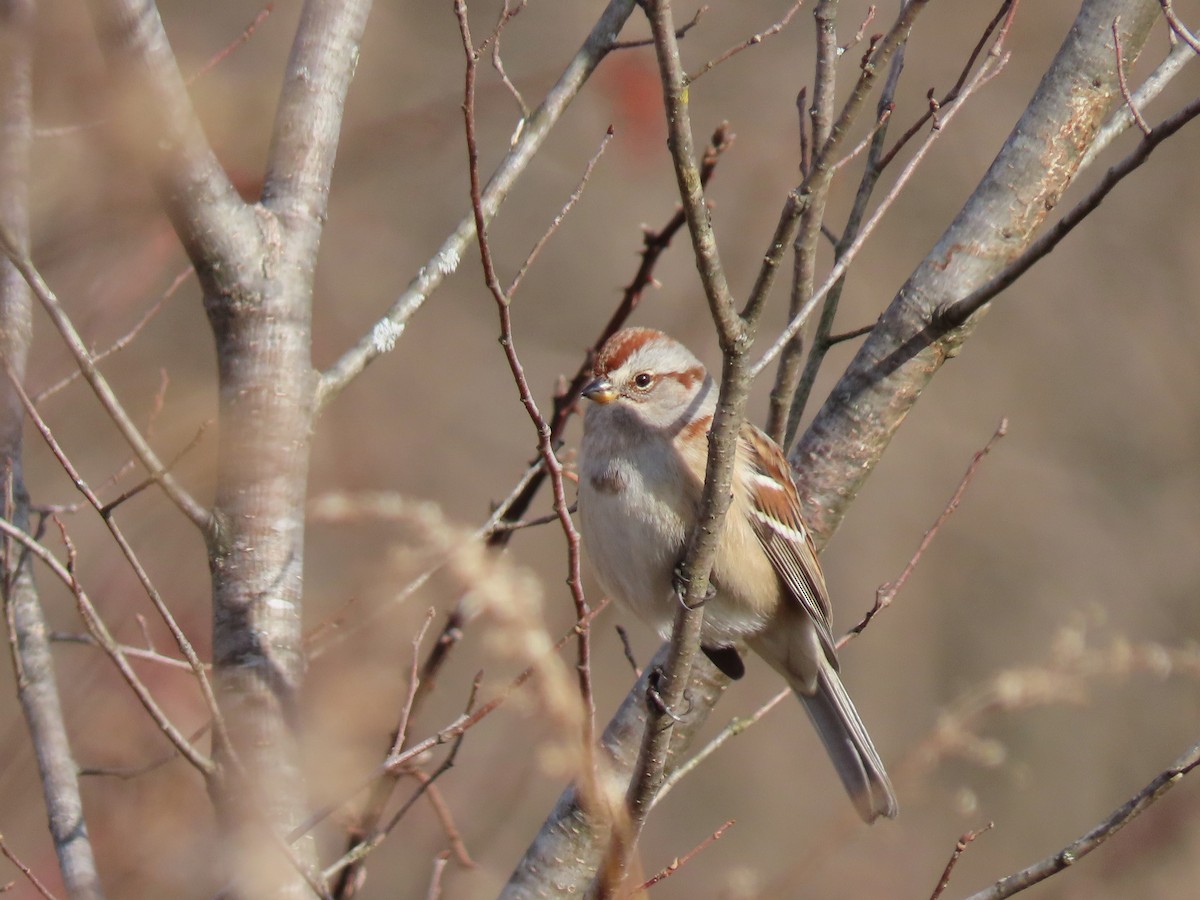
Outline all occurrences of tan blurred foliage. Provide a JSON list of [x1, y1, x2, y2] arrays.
[[3, 1, 1200, 898]]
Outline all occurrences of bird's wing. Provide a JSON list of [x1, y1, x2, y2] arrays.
[[740, 423, 839, 665]]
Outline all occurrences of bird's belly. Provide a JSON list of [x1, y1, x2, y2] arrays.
[[580, 478, 771, 645]]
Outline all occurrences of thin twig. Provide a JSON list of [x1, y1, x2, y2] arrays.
[[941, 95, 1200, 328], [316, 0, 640, 409], [0, 835, 59, 900], [0, 516, 215, 775], [455, 0, 598, 812], [5, 363, 228, 751], [416, 777, 475, 868], [187, 3, 275, 85], [507, 126, 614, 296], [323, 674, 481, 883], [611, 5, 706, 50], [652, 688, 790, 807], [754, 42, 1010, 378], [688, 0, 803, 81], [638, 819, 735, 890], [1112, 17, 1151, 136], [1159, 0, 1200, 55], [0, 227, 212, 532], [79, 719, 213, 779], [876, 0, 1016, 171], [929, 822, 993, 900], [1081, 37, 1196, 170], [32, 264, 193, 405], [329, 609, 436, 897], [424, 851, 451, 900], [50, 632, 195, 670], [292, 599, 610, 842], [842, 418, 1007, 646], [962, 741, 1200, 900]]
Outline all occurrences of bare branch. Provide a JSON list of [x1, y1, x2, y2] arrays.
[[0, 516, 215, 776], [316, 0, 640, 409], [1081, 36, 1196, 168], [841, 418, 1008, 647], [0, 834, 60, 900], [929, 823, 993, 900], [508, 126, 615, 297], [83, 0, 261, 279], [963, 741, 1200, 899], [1159, 0, 1200, 54], [941, 94, 1200, 328], [1112, 17, 1152, 136], [0, 228, 212, 532], [3, 364, 226, 747], [688, 0, 803, 81], [456, 0, 598, 811], [638, 819, 735, 890], [0, 7, 103, 891]]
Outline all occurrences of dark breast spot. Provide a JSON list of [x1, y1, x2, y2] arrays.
[[589, 468, 627, 495]]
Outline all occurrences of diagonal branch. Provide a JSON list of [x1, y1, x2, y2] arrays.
[[315, 0, 640, 410], [0, 227, 213, 534], [963, 740, 1200, 899], [790, 0, 1164, 549]]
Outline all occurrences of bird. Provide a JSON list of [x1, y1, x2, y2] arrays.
[[577, 326, 897, 823]]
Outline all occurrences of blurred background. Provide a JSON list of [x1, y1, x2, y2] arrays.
[[3, 1, 1200, 897]]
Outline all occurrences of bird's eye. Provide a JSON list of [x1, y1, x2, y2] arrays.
[[633, 372, 654, 389]]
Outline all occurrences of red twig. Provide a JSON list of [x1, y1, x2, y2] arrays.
[[455, 0, 598, 804], [188, 3, 276, 85], [841, 418, 1008, 647], [32, 264, 193, 405], [1159, 0, 1200, 55], [638, 819, 736, 890], [508, 126, 614, 297], [688, 0, 803, 81], [930, 822, 994, 900], [1112, 18, 1152, 137], [0, 834, 60, 900]]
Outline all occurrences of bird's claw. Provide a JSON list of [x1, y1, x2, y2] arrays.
[[646, 666, 687, 722], [673, 563, 717, 610]]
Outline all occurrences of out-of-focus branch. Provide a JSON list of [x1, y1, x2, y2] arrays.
[[0, 3, 103, 894], [499, 645, 730, 900], [83, 0, 262, 286], [315, 0, 639, 410], [5, 364, 228, 753], [0, 516, 215, 776], [962, 741, 1200, 899], [0, 228, 213, 533]]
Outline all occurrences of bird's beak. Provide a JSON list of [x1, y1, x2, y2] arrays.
[[582, 376, 618, 405]]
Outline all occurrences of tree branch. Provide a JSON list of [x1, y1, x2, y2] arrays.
[[315, 0, 640, 409], [790, 0, 1163, 547], [0, 3, 103, 893], [963, 741, 1200, 899], [83, 0, 262, 284]]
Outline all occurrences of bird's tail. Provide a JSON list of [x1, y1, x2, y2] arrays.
[[793, 660, 898, 823]]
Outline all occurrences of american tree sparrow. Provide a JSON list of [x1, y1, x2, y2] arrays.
[[578, 327, 897, 823]]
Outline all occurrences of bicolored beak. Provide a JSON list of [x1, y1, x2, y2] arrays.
[[582, 376, 618, 404]]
